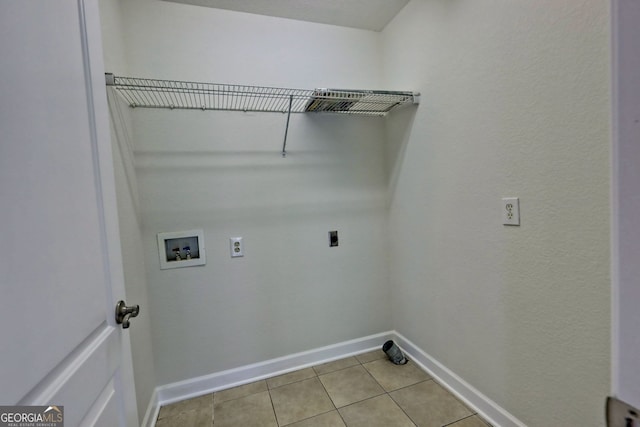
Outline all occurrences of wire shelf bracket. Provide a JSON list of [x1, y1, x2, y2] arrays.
[[105, 73, 420, 156], [282, 95, 293, 158]]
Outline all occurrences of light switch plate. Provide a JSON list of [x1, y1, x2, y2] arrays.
[[502, 197, 520, 226]]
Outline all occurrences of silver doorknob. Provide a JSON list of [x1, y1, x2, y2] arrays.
[[115, 300, 139, 329]]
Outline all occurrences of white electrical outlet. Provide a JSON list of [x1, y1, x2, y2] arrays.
[[230, 237, 243, 257], [502, 197, 520, 226]]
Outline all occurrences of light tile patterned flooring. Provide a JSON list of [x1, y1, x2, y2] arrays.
[[156, 350, 491, 427]]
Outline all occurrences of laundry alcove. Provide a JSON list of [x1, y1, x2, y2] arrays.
[[101, 0, 613, 426], [103, 2, 421, 409]]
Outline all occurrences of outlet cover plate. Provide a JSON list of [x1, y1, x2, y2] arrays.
[[502, 197, 520, 226], [230, 237, 244, 257]]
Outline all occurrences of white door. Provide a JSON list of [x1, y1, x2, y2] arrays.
[[0, 1, 137, 426], [612, 0, 640, 412]]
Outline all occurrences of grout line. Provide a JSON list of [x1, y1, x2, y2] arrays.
[[313, 360, 362, 377], [278, 409, 337, 427], [267, 371, 318, 391], [315, 366, 339, 411], [387, 378, 433, 394], [333, 392, 389, 413], [387, 387, 420, 427], [442, 413, 486, 427], [359, 360, 390, 393], [212, 380, 268, 404], [210, 393, 214, 426], [267, 386, 280, 427]]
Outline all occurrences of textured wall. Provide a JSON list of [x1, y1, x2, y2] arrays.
[[383, 1, 611, 426]]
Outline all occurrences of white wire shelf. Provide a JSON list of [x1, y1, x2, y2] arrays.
[[105, 74, 419, 116], [105, 73, 419, 157]]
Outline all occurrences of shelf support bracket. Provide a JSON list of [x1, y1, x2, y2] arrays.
[[282, 95, 293, 158]]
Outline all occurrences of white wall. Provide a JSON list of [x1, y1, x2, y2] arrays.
[[98, 0, 129, 76], [383, 1, 611, 426], [119, 0, 392, 386], [120, 0, 382, 89], [98, 0, 157, 423], [612, 0, 640, 410]]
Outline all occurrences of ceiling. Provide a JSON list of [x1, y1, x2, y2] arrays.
[[161, 0, 410, 32]]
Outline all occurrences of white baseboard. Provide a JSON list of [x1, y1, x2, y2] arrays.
[[155, 331, 395, 406], [393, 332, 527, 427], [144, 330, 526, 427]]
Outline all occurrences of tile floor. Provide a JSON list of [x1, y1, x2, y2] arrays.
[[155, 350, 491, 427]]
